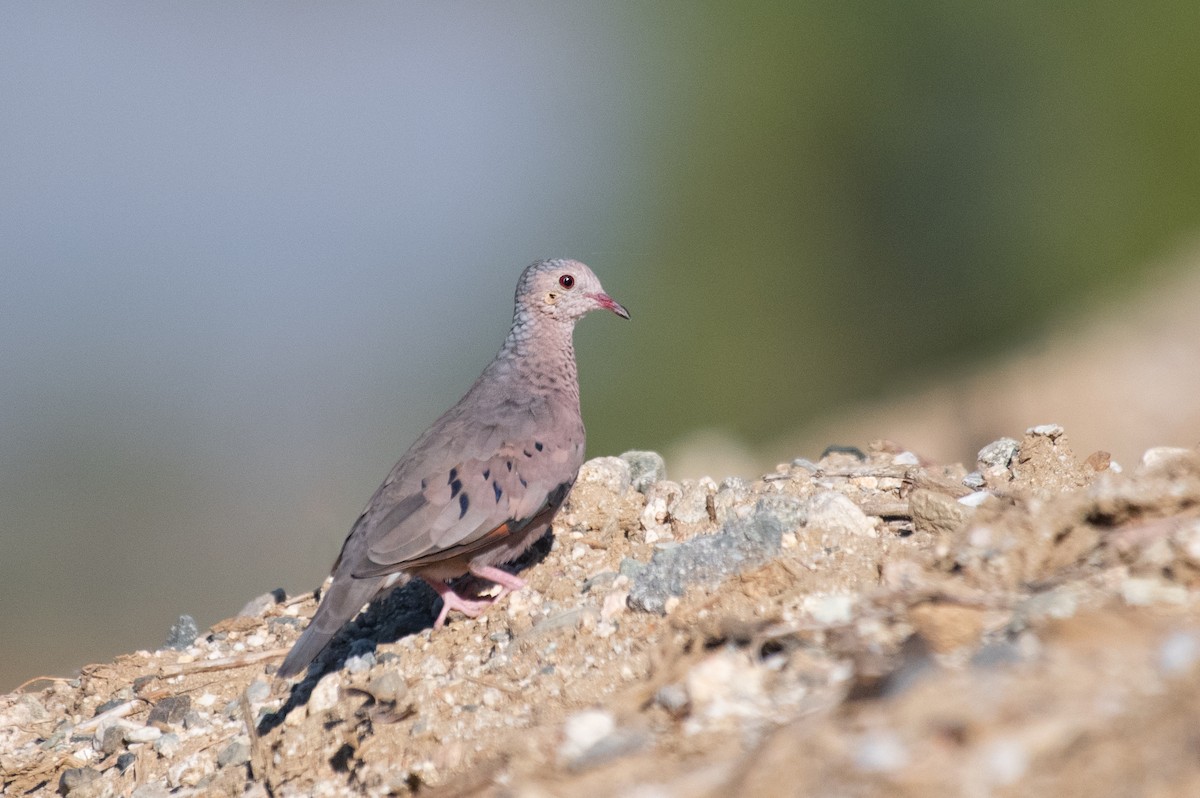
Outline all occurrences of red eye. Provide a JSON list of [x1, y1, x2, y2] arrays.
[[558, 274, 575, 289]]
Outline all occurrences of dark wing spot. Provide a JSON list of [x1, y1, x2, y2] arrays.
[[420, 478, 427, 491], [483, 468, 490, 480], [523, 449, 533, 458], [450, 479, 463, 498], [519, 476, 528, 489], [534, 441, 544, 451], [506, 461, 513, 472], [448, 468, 458, 484], [493, 480, 502, 502], [458, 492, 469, 518]]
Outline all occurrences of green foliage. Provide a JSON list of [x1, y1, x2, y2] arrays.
[[589, 1, 1200, 453]]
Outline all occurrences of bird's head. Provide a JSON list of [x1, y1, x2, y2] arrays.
[[517, 258, 629, 323]]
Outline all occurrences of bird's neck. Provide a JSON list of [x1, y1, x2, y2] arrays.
[[495, 310, 579, 392]]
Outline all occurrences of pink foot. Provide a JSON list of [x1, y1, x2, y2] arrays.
[[422, 577, 497, 628], [469, 565, 526, 593], [421, 567, 526, 628]]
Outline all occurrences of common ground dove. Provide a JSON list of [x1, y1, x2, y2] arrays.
[[277, 259, 628, 678]]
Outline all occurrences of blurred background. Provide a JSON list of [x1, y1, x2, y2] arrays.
[[3, 2, 1200, 690]]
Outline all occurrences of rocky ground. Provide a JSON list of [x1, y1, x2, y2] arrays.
[[4, 426, 1200, 797]]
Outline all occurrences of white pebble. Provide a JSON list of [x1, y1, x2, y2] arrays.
[[854, 730, 909, 772], [558, 709, 615, 765], [125, 725, 162, 743], [308, 674, 341, 713], [1160, 631, 1200, 675]]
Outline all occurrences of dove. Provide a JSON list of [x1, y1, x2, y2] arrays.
[[277, 258, 628, 678]]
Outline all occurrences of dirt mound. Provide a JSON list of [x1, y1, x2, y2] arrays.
[[5, 429, 1200, 797]]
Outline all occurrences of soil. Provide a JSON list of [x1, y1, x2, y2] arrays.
[[4, 427, 1200, 797]]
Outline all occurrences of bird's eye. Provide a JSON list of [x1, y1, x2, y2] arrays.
[[558, 274, 575, 289]]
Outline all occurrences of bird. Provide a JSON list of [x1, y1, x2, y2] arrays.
[[276, 258, 629, 679]]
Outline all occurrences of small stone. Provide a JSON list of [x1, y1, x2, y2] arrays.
[[345, 652, 376, 674], [1026, 423, 1064, 439], [806, 491, 876, 537], [98, 723, 125, 754], [892, 451, 920, 466], [58, 766, 102, 796], [620, 450, 667, 493], [601, 589, 629, 622], [672, 478, 716, 525], [558, 709, 615, 768], [1160, 631, 1200, 675], [167, 752, 213, 788], [654, 683, 690, 717], [804, 594, 855, 625], [308, 673, 341, 713], [961, 471, 986, 489], [854, 730, 909, 773], [124, 725, 162, 744], [116, 752, 137, 773], [576, 457, 633, 493], [237, 588, 286, 617], [367, 669, 408, 703], [981, 738, 1029, 785], [162, 615, 199, 651], [1122, 577, 1188, 606], [977, 438, 1019, 473], [957, 490, 992, 508], [244, 679, 271, 705], [909, 489, 971, 537], [217, 737, 252, 769], [1140, 446, 1198, 471], [154, 733, 182, 758]]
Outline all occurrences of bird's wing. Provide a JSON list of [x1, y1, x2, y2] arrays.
[[344, 405, 583, 578]]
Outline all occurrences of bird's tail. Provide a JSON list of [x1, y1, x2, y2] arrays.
[[276, 575, 384, 679]]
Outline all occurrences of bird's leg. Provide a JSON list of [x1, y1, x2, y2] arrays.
[[421, 577, 496, 628], [469, 564, 526, 594]]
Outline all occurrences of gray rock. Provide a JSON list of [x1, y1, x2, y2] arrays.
[[619, 558, 646, 579], [148, 695, 191, 730], [116, 752, 137, 773], [977, 438, 1020, 471], [244, 679, 271, 705], [154, 733, 182, 758], [962, 471, 986, 489], [58, 766, 102, 796], [628, 498, 802, 613], [98, 723, 125, 755], [345, 652, 376, 674], [162, 615, 199, 651], [672, 478, 715, 525], [237, 588, 286, 617], [216, 737, 252, 769], [620, 450, 667, 493]]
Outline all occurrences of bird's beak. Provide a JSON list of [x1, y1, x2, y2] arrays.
[[592, 292, 630, 320]]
